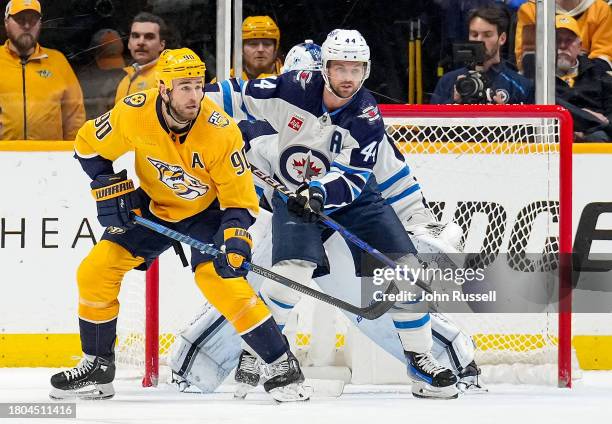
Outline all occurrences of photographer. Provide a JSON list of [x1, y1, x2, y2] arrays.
[[431, 6, 534, 104]]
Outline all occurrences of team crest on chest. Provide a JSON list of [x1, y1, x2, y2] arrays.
[[37, 69, 52, 78], [279, 145, 330, 185], [288, 115, 304, 132], [147, 157, 209, 200], [208, 111, 230, 127]]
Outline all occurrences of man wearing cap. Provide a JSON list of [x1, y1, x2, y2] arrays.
[[0, 0, 85, 140], [515, 0, 612, 73], [555, 14, 612, 141], [78, 29, 126, 119], [212, 15, 282, 82], [114, 12, 167, 103]]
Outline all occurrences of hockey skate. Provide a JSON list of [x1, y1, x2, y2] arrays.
[[457, 360, 488, 393], [234, 350, 262, 399], [261, 350, 311, 402], [50, 355, 115, 400], [406, 351, 458, 399]]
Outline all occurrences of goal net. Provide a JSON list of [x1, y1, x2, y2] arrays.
[[116, 104, 573, 388]]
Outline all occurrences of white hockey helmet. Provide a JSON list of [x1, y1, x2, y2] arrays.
[[321, 29, 371, 98], [281, 39, 322, 73]]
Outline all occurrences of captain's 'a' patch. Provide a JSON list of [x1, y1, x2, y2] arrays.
[[123, 93, 147, 107], [208, 111, 230, 127]]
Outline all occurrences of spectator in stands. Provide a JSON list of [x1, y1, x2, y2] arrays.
[[212, 15, 282, 82], [114, 12, 166, 103], [78, 29, 126, 119], [555, 15, 612, 142], [431, 6, 534, 104], [0, 0, 85, 140], [515, 0, 612, 73]]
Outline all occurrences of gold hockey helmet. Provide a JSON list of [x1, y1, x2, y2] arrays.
[[155, 48, 206, 91], [242, 15, 280, 47]]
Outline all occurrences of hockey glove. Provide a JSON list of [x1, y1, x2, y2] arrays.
[[213, 228, 253, 278], [90, 170, 141, 230], [286, 184, 324, 223]]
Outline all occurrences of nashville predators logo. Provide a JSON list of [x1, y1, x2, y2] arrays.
[[124, 93, 146, 107], [147, 157, 209, 200], [37, 70, 52, 78], [208, 111, 230, 128]]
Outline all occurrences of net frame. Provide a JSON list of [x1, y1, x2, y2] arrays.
[[133, 104, 573, 388]]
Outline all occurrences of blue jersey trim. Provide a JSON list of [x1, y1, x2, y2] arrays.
[[379, 166, 411, 192], [220, 80, 234, 117], [386, 183, 420, 205], [330, 161, 371, 180], [393, 313, 431, 329]]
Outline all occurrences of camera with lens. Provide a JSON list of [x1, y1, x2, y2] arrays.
[[452, 42, 494, 104]]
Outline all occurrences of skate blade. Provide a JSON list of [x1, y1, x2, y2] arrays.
[[49, 383, 115, 400], [411, 381, 458, 400], [268, 383, 312, 403]]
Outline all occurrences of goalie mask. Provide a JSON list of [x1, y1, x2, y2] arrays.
[[281, 40, 322, 73], [321, 29, 371, 99]]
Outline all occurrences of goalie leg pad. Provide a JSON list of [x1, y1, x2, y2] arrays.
[[169, 305, 243, 393], [430, 313, 476, 374]]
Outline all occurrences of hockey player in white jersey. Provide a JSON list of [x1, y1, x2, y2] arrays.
[[198, 31, 458, 399], [231, 39, 483, 392]]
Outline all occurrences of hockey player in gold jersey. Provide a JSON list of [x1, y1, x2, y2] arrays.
[[49, 48, 309, 403]]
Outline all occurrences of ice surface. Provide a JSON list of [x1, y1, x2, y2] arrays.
[[1, 368, 610, 424]]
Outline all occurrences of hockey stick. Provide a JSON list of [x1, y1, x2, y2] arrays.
[[133, 215, 395, 320], [250, 165, 433, 295]]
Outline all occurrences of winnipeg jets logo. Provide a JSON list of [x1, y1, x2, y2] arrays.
[[357, 105, 380, 122], [147, 157, 209, 200], [295, 70, 313, 89], [279, 146, 330, 185], [292, 152, 323, 182]]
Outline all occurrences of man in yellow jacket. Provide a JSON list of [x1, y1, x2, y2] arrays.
[[114, 12, 167, 104], [0, 0, 85, 140], [211, 16, 283, 83], [515, 0, 612, 72]]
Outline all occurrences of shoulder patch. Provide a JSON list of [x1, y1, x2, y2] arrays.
[[123, 93, 147, 107], [208, 111, 230, 128], [357, 105, 380, 123]]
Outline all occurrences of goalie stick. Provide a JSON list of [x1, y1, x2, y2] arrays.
[[249, 165, 433, 295], [133, 215, 397, 320]]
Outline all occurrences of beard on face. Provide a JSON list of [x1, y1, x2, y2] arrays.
[[484, 43, 499, 62], [167, 98, 198, 127], [556, 54, 574, 73], [10, 32, 37, 55]]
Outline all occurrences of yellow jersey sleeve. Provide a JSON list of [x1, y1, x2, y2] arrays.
[[74, 101, 133, 161], [207, 124, 259, 217]]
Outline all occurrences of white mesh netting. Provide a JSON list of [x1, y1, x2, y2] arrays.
[[116, 105, 573, 385]]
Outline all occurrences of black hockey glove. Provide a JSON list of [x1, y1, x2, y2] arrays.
[[286, 184, 324, 223], [90, 170, 141, 230], [213, 227, 253, 278]]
